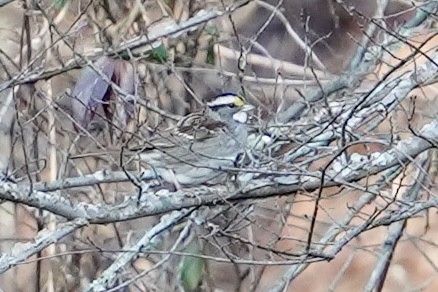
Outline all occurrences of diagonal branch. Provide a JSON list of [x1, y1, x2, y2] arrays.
[[0, 218, 87, 274], [0, 1, 251, 92], [0, 0, 13, 7], [86, 210, 192, 291], [0, 117, 437, 224], [364, 151, 431, 291]]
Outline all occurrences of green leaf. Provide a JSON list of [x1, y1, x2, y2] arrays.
[[206, 45, 216, 65], [205, 24, 218, 36], [147, 44, 168, 63], [180, 241, 204, 292], [118, 51, 131, 60], [53, 0, 66, 9]]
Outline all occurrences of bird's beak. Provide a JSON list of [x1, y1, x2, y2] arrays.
[[240, 104, 255, 112]]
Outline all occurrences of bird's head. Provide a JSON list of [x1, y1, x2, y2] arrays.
[[206, 93, 254, 124]]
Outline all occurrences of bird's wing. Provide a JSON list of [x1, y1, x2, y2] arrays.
[[176, 112, 228, 141]]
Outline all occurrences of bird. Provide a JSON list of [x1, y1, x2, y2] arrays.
[[173, 93, 254, 141], [129, 93, 256, 188]]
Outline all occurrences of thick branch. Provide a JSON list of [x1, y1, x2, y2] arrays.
[[0, 119, 437, 223], [0, 219, 87, 273], [0, 0, 13, 7]]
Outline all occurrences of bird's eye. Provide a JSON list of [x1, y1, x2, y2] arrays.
[[228, 103, 236, 108]]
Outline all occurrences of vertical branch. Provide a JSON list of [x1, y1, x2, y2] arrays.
[[43, 79, 57, 292], [364, 152, 431, 291], [36, 3, 61, 291]]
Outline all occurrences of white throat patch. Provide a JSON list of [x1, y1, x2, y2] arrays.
[[232, 111, 248, 124]]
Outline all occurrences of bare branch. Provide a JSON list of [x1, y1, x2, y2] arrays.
[[0, 219, 87, 274], [0, 117, 437, 224], [0, 0, 13, 8], [0, 1, 252, 92], [364, 152, 431, 291], [86, 210, 192, 292]]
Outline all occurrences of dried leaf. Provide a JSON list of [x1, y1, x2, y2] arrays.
[[70, 57, 115, 129]]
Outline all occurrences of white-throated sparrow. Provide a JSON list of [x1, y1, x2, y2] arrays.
[[132, 93, 255, 186]]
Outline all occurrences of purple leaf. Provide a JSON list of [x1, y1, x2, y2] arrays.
[[70, 56, 115, 129]]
